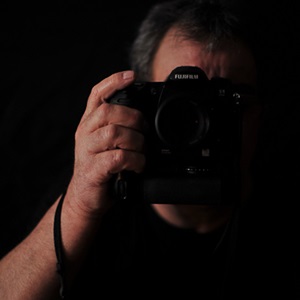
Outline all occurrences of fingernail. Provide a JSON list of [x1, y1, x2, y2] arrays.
[[123, 70, 134, 80]]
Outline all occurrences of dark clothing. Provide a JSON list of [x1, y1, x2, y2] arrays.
[[59, 197, 298, 300], [69, 200, 233, 299]]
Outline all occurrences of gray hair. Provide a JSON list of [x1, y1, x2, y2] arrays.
[[129, 0, 248, 81]]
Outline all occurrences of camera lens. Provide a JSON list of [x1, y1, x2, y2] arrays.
[[155, 96, 209, 148]]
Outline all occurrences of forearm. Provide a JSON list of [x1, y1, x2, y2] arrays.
[[0, 191, 103, 300]]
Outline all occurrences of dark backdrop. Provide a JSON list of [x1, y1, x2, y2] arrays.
[[0, 1, 166, 255], [0, 1, 299, 260]]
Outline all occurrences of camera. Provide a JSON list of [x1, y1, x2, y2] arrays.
[[108, 66, 253, 205]]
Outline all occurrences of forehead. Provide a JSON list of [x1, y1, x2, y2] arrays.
[[152, 28, 257, 86]]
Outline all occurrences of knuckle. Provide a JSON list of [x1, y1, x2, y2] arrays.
[[130, 107, 141, 119], [90, 84, 101, 99], [105, 124, 119, 140], [99, 102, 110, 114], [111, 150, 126, 167], [130, 109, 144, 128]]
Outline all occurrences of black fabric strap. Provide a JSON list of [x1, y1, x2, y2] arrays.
[[54, 191, 67, 299]]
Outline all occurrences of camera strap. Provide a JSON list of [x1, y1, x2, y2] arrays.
[[54, 190, 67, 299]]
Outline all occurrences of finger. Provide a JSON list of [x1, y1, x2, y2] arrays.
[[83, 70, 135, 120], [79, 103, 145, 134], [95, 150, 145, 180], [85, 124, 145, 153]]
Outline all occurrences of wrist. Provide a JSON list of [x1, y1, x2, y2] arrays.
[[63, 179, 113, 221]]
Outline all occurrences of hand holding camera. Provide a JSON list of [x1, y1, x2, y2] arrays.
[[108, 66, 254, 205]]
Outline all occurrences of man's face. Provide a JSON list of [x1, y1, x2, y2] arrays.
[[151, 27, 260, 205]]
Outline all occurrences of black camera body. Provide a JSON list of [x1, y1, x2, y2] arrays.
[[108, 66, 250, 205]]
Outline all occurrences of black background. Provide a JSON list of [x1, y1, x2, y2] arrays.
[[0, 0, 169, 256], [0, 0, 299, 258]]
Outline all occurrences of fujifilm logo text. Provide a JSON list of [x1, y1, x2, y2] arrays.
[[174, 74, 199, 79]]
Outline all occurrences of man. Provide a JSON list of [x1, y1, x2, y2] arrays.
[[0, 0, 296, 299]]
